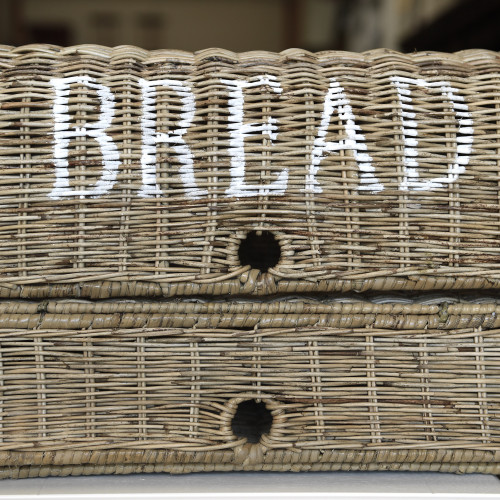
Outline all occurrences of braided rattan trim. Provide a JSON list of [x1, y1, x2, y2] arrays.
[[1, 297, 500, 329], [1, 449, 499, 478]]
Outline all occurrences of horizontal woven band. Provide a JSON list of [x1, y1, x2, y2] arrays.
[[0, 326, 499, 457], [1, 295, 500, 329]]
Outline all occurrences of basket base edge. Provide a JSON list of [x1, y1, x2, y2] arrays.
[[1, 448, 499, 478]]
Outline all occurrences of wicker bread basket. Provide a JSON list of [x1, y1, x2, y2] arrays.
[[1, 45, 500, 477]]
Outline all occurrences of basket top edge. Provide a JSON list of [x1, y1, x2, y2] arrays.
[[1, 44, 499, 65]]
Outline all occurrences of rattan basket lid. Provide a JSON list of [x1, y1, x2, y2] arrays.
[[1, 45, 500, 298]]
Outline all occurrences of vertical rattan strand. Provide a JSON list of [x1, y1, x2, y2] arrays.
[[77, 73, 95, 436], [0, 343, 3, 443], [75, 78, 87, 273], [83, 339, 96, 439], [497, 77, 500, 273], [307, 339, 325, 442], [474, 327, 491, 444], [447, 85, 461, 270], [200, 71, 220, 278], [257, 77, 273, 238], [187, 68, 220, 433], [303, 69, 322, 279], [252, 329, 263, 402], [188, 339, 201, 439], [18, 96, 30, 278], [153, 77, 167, 276], [340, 123, 353, 272], [136, 336, 147, 440], [153, 80, 164, 277], [341, 78, 362, 273], [365, 330, 382, 444], [117, 57, 133, 278], [419, 338, 438, 441], [34, 337, 47, 441], [393, 76, 410, 269]]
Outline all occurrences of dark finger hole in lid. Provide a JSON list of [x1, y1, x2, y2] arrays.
[[238, 231, 281, 272], [231, 399, 273, 444]]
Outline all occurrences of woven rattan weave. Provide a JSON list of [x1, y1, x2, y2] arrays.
[[1, 295, 500, 477], [1, 45, 500, 477], [0, 45, 500, 296]]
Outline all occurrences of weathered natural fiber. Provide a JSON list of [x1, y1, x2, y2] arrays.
[[0, 318, 500, 477], [0, 45, 500, 296], [1, 295, 500, 330], [2, 45, 500, 477]]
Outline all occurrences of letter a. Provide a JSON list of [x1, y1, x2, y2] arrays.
[[306, 78, 383, 193]]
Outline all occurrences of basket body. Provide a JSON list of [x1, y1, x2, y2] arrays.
[[1, 296, 500, 477], [1, 45, 500, 477]]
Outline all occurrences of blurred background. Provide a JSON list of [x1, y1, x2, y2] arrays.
[[0, 0, 498, 53]]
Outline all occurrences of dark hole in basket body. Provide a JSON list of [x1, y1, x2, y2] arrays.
[[238, 231, 281, 272], [231, 400, 273, 443]]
